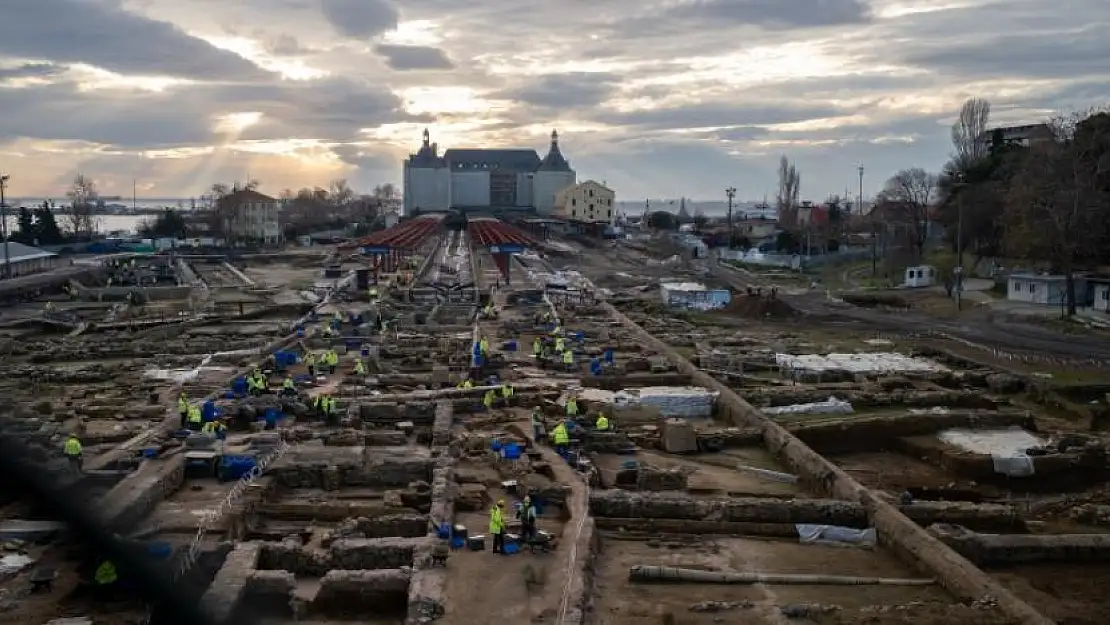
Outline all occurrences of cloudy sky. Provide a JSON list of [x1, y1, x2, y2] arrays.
[[1, 0, 1108, 202]]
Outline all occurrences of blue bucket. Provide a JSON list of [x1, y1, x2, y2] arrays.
[[490, 440, 503, 452], [502, 541, 520, 555], [146, 542, 173, 560], [141, 448, 159, 459], [361, 347, 370, 358], [436, 523, 451, 539], [501, 444, 521, 460]]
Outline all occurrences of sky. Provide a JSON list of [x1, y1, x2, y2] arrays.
[[1, 0, 1108, 203]]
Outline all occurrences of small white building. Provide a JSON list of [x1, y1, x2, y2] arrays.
[[1089, 278, 1110, 312], [0, 242, 60, 278], [1007, 273, 1087, 306], [903, 265, 937, 288], [382, 211, 401, 229]]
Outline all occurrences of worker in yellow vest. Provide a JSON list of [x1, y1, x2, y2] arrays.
[[177, 393, 189, 429], [63, 434, 83, 474], [483, 389, 496, 411], [489, 499, 506, 554], [595, 413, 610, 431], [354, 359, 366, 375], [187, 405, 202, 431]]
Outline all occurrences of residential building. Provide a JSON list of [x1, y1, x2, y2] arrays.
[[0, 241, 60, 278], [402, 128, 576, 215], [221, 189, 281, 245], [735, 219, 778, 241], [1007, 273, 1087, 306], [553, 180, 616, 224], [978, 124, 1054, 151]]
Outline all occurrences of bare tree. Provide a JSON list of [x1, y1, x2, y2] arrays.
[[951, 98, 991, 168], [329, 179, 354, 207], [775, 156, 800, 228], [64, 173, 99, 240], [877, 168, 938, 263], [1004, 110, 1110, 315]]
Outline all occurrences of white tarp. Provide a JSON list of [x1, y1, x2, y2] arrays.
[[938, 426, 1042, 477], [775, 352, 947, 374], [763, 396, 853, 416], [612, 386, 717, 418], [796, 524, 877, 547]]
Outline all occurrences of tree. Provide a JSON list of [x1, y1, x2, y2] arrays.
[[775, 156, 801, 228], [329, 179, 354, 207], [1002, 109, 1110, 315], [64, 173, 99, 240], [33, 202, 64, 244], [14, 207, 35, 244], [139, 209, 188, 238], [877, 168, 938, 263], [950, 98, 991, 170]]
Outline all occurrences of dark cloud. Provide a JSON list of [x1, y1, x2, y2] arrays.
[[608, 0, 870, 36], [900, 28, 1110, 79], [331, 144, 396, 170], [594, 102, 844, 131], [374, 44, 454, 70], [0, 62, 63, 81], [0, 76, 417, 147], [495, 73, 620, 109], [320, 0, 398, 38], [0, 83, 215, 147], [0, 0, 267, 80]]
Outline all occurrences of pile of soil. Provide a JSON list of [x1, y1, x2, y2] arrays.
[[842, 292, 911, 309], [720, 294, 798, 319]]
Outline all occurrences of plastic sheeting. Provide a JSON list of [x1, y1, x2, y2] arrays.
[[612, 386, 718, 418], [763, 396, 853, 416], [775, 352, 947, 374], [796, 524, 877, 547], [938, 426, 1042, 477]]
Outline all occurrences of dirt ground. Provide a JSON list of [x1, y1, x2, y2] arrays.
[[990, 563, 1110, 624], [590, 535, 952, 625], [439, 442, 586, 625]]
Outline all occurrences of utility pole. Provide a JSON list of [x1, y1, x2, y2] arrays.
[[725, 187, 736, 248], [860, 164, 876, 276], [0, 174, 10, 280]]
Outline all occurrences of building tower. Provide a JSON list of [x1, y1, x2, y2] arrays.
[[402, 128, 449, 215], [532, 129, 576, 216]]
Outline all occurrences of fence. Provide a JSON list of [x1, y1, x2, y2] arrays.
[[873, 330, 1110, 370]]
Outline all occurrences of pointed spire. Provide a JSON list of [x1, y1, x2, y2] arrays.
[[422, 128, 430, 147], [538, 128, 571, 172]]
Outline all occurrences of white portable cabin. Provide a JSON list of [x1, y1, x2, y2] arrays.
[[903, 265, 936, 288]]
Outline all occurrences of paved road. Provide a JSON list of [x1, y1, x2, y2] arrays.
[[709, 261, 1110, 361]]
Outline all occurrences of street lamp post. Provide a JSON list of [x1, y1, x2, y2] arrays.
[[725, 187, 736, 248], [0, 174, 10, 280]]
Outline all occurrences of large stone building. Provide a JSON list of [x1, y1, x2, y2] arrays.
[[402, 128, 576, 216]]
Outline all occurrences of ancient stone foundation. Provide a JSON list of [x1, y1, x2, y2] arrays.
[[930, 524, 1110, 565], [99, 455, 185, 531], [603, 302, 1054, 625], [407, 401, 457, 625], [315, 568, 412, 615]]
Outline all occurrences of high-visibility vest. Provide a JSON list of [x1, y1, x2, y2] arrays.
[[563, 351, 573, 364], [596, 415, 610, 430], [95, 561, 118, 585], [552, 425, 569, 444], [282, 378, 295, 389], [489, 506, 504, 533], [64, 437, 82, 456], [188, 406, 202, 423]]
